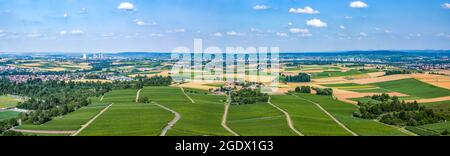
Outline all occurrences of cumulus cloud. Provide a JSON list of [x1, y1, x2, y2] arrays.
[[289, 6, 319, 14], [276, 32, 288, 37], [150, 33, 164, 37], [27, 33, 42, 38], [118, 2, 135, 11], [79, 8, 87, 14], [350, 1, 368, 8], [71, 30, 84, 35], [289, 28, 309, 34], [59, 31, 67, 35], [226, 31, 245, 36], [211, 32, 223, 37], [344, 16, 353, 19], [359, 32, 368, 36], [287, 22, 293, 26], [409, 33, 422, 37], [63, 13, 69, 18], [253, 5, 270, 10], [102, 33, 115, 37], [133, 19, 157, 26], [442, 3, 450, 9], [306, 19, 327, 28], [340, 25, 346, 30], [174, 29, 185, 33], [437, 33, 450, 38]]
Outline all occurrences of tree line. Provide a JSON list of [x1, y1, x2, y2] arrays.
[[353, 93, 445, 126], [230, 89, 269, 105], [281, 73, 311, 83], [0, 75, 174, 125]]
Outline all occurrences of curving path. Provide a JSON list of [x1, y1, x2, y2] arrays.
[[267, 97, 304, 136], [153, 103, 181, 136], [292, 94, 358, 136], [221, 94, 239, 136], [135, 89, 142, 103]]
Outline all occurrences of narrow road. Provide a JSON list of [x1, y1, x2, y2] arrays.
[[100, 95, 104, 102], [71, 103, 113, 136], [136, 89, 142, 103], [11, 128, 75, 134], [221, 94, 239, 136], [179, 87, 195, 103], [267, 97, 304, 136], [292, 94, 358, 136], [154, 103, 181, 136], [377, 120, 418, 136]]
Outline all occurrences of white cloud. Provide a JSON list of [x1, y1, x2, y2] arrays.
[[350, 1, 368, 8], [27, 33, 42, 38], [63, 13, 68, 18], [0, 29, 4, 33], [289, 7, 319, 14], [102, 33, 115, 37], [287, 22, 293, 26], [150, 33, 164, 37], [226, 31, 245, 36], [344, 16, 353, 19], [59, 31, 67, 35], [211, 32, 223, 37], [79, 8, 87, 14], [118, 2, 135, 11], [409, 33, 421, 37], [306, 19, 327, 28], [276, 32, 288, 37], [384, 30, 393, 33], [289, 28, 309, 34], [437, 33, 450, 38], [298, 33, 313, 37], [359, 32, 368, 36], [174, 29, 185, 33], [340, 25, 346, 30], [442, 3, 450, 9], [71, 30, 84, 35], [253, 5, 270, 10], [133, 19, 157, 26]]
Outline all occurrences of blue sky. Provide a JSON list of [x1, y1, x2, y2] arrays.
[[0, 0, 449, 52]]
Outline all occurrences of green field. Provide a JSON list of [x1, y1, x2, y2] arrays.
[[142, 87, 232, 136], [227, 102, 297, 136], [293, 93, 408, 136], [422, 100, 450, 109], [418, 122, 450, 136], [270, 95, 352, 136], [310, 70, 377, 79], [0, 110, 20, 121], [0, 95, 20, 108], [370, 78, 450, 99], [79, 89, 173, 136], [15, 97, 107, 131], [322, 83, 389, 93]]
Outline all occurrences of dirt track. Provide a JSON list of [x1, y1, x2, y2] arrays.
[[221, 94, 239, 136], [154, 103, 180, 136], [71, 103, 113, 136], [267, 97, 304, 136], [292, 94, 358, 136], [11, 128, 75, 134]]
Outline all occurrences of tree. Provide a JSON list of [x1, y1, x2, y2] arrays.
[[138, 96, 150, 103], [295, 86, 311, 93]]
